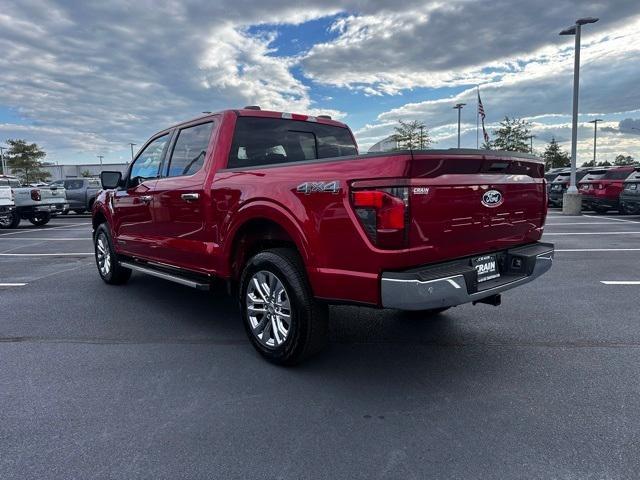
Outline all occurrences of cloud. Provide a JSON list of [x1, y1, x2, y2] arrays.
[[302, 0, 640, 94], [618, 118, 640, 135]]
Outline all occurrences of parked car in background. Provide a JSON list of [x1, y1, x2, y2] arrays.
[[0, 182, 15, 228], [0, 174, 69, 228], [620, 169, 640, 214], [50, 178, 101, 214], [544, 168, 569, 199], [92, 107, 553, 364], [548, 168, 590, 207], [579, 166, 635, 213]]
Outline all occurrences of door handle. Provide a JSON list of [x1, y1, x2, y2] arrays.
[[140, 195, 152, 204], [181, 193, 200, 202]]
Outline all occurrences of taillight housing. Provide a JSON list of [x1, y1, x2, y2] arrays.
[[351, 187, 409, 249], [31, 189, 41, 201]]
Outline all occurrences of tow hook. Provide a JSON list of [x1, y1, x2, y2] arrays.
[[473, 294, 502, 307]]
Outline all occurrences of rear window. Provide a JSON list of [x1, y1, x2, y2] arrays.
[[581, 172, 607, 182], [605, 169, 634, 180], [227, 117, 358, 169], [64, 180, 84, 190]]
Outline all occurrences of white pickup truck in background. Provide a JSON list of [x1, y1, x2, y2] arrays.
[[0, 175, 69, 228], [0, 183, 15, 228]]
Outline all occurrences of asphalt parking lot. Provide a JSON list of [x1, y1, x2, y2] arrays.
[[2, 212, 640, 479]]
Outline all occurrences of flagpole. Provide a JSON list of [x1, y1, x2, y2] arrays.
[[476, 85, 480, 149]]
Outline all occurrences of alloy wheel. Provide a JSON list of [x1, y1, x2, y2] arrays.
[[96, 233, 112, 277], [246, 270, 291, 348]]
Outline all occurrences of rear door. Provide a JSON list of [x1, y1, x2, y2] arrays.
[[113, 133, 170, 258], [151, 119, 217, 271], [63, 179, 85, 209]]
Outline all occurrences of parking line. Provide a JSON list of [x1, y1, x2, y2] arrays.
[[556, 248, 640, 252], [583, 215, 640, 224], [0, 253, 93, 256], [545, 222, 626, 225], [0, 238, 90, 241], [0, 223, 91, 237], [544, 231, 640, 236], [601, 281, 640, 285], [0, 283, 27, 287]]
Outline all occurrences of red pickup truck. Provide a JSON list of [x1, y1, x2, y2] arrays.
[[93, 107, 554, 364]]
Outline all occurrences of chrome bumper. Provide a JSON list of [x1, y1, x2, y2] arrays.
[[381, 243, 554, 311]]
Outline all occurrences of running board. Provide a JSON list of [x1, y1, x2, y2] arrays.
[[119, 261, 210, 290]]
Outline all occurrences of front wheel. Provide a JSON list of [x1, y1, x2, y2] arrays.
[[94, 223, 131, 285], [239, 248, 328, 365], [28, 212, 51, 226], [0, 213, 20, 229]]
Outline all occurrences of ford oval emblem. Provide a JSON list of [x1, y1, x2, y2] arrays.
[[482, 190, 503, 207]]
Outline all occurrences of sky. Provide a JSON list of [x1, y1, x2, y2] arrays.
[[1, 0, 639, 166]]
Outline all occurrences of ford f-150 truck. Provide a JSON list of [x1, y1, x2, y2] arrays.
[[92, 108, 554, 364], [50, 178, 101, 214], [0, 175, 68, 228]]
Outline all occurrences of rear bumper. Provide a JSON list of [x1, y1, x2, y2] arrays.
[[381, 242, 554, 311]]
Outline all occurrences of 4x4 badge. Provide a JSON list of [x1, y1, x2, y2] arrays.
[[296, 181, 340, 195]]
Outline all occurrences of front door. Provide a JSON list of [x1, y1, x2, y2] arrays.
[[112, 133, 170, 258]]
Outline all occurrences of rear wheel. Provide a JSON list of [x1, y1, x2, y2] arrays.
[[239, 248, 328, 365], [94, 223, 131, 285], [28, 212, 51, 226]]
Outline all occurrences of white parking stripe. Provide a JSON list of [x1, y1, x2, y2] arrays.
[[545, 222, 625, 225], [0, 283, 27, 287], [0, 223, 91, 237], [544, 231, 640, 236], [0, 238, 90, 241], [601, 281, 640, 285], [0, 253, 93, 256], [556, 248, 640, 252], [583, 215, 640, 224]]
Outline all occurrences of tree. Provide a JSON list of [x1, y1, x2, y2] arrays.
[[392, 120, 432, 150], [543, 138, 570, 170], [614, 154, 634, 166], [483, 117, 531, 152], [81, 169, 92, 177], [5, 139, 50, 183]]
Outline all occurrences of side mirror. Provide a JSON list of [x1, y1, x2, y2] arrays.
[[100, 171, 122, 189]]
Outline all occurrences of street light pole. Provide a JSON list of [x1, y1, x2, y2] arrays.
[[526, 135, 536, 154], [588, 119, 602, 165], [453, 103, 466, 148], [97, 155, 104, 170], [0, 146, 5, 175], [559, 16, 598, 214], [129, 143, 137, 162]]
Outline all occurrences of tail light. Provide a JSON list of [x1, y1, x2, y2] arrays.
[[351, 187, 409, 249], [596, 184, 603, 190], [30, 189, 41, 201]]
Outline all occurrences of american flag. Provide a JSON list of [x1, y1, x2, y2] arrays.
[[478, 90, 490, 143]]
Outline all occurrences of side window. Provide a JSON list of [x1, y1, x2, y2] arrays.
[[88, 179, 101, 188], [129, 134, 169, 186], [166, 122, 214, 177]]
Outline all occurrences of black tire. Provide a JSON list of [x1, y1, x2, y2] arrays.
[[593, 206, 608, 214], [0, 212, 20, 229], [28, 212, 51, 226], [73, 209, 86, 215], [239, 248, 328, 365], [61, 210, 69, 215], [94, 223, 131, 285]]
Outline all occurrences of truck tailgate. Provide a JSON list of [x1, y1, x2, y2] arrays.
[[408, 153, 546, 263], [39, 187, 67, 204]]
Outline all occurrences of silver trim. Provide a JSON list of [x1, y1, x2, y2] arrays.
[[181, 193, 200, 201], [381, 249, 554, 311], [119, 261, 210, 290]]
